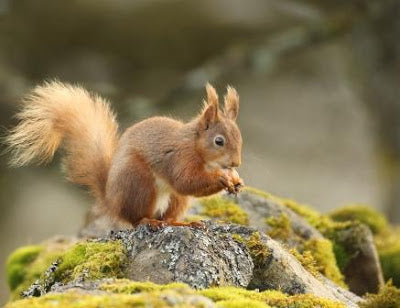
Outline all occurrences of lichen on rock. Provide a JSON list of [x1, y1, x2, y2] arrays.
[[7, 186, 396, 307], [108, 224, 254, 289], [232, 232, 271, 268], [239, 188, 384, 295]]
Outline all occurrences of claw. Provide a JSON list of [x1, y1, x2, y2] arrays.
[[189, 221, 207, 229], [138, 218, 167, 231]]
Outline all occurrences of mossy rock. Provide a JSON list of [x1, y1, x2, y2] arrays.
[[8, 187, 382, 306], [188, 195, 249, 225], [6, 238, 126, 300], [6, 238, 76, 300], [375, 228, 400, 287], [190, 189, 344, 286], [232, 232, 271, 268], [329, 204, 388, 235], [6, 245, 43, 291], [188, 188, 388, 293], [5, 278, 349, 308], [54, 241, 127, 283], [232, 188, 346, 287], [6, 224, 361, 307], [360, 281, 400, 308]]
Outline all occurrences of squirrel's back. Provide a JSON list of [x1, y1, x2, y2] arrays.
[[5, 81, 119, 201], [118, 116, 185, 164]]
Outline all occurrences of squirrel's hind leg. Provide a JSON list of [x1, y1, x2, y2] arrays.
[[106, 152, 157, 225], [137, 194, 205, 229], [163, 194, 206, 229]]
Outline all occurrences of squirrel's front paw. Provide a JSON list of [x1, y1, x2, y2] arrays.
[[219, 171, 236, 194], [233, 178, 244, 194], [223, 168, 244, 195]]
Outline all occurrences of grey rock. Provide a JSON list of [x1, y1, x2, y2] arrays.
[[333, 223, 384, 295], [207, 224, 362, 308], [227, 191, 323, 240], [189, 190, 323, 245], [24, 222, 363, 307], [107, 224, 361, 307], [109, 224, 254, 289]]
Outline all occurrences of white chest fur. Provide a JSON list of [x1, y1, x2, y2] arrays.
[[154, 176, 172, 218]]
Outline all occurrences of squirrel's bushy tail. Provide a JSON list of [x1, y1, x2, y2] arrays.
[[6, 81, 119, 201]]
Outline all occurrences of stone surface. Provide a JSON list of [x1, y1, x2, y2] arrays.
[[109, 224, 254, 289], [212, 224, 361, 307], [105, 224, 362, 307], [189, 191, 323, 242], [334, 223, 384, 295]]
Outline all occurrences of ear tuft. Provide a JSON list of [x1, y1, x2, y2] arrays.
[[199, 83, 220, 129], [224, 86, 239, 120], [206, 83, 219, 108]]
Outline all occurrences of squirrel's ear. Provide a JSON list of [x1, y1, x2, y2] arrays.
[[206, 83, 219, 108], [224, 86, 239, 121], [200, 83, 219, 129]]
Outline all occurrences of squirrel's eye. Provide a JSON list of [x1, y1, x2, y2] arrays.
[[214, 135, 225, 147]]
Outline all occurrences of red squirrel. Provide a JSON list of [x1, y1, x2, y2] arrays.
[[6, 81, 244, 228]]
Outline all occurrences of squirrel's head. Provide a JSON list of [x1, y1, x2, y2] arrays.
[[195, 83, 242, 170]]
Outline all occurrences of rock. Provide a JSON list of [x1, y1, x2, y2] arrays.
[[11, 187, 399, 307], [228, 190, 324, 241], [8, 279, 217, 308], [189, 190, 322, 238], [6, 278, 355, 308], [330, 223, 384, 295], [210, 224, 362, 307], [189, 189, 385, 296], [189, 190, 347, 288], [329, 204, 389, 235], [108, 224, 254, 289], [13, 223, 362, 307]]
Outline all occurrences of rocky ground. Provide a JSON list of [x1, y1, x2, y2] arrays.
[[5, 188, 400, 307]]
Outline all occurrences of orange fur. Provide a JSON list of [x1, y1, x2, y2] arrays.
[[6, 81, 243, 227], [6, 81, 118, 202]]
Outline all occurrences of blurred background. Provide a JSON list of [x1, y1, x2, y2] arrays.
[[1, 0, 400, 302]]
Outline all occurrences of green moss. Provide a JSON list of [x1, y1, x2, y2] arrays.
[[6, 240, 127, 301], [100, 279, 190, 294], [233, 232, 271, 268], [5, 291, 167, 308], [265, 213, 291, 241], [184, 214, 208, 223], [290, 248, 320, 277], [6, 245, 43, 291], [245, 188, 352, 277], [54, 241, 127, 283], [360, 280, 400, 308], [302, 238, 346, 288], [331, 242, 350, 272], [375, 230, 400, 287], [321, 221, 360, 275], [217, 299, 270, 308], [199, 286, 345, 308], [198, 196, 249, 225], [244, 187, 334, 234], [244, 187, 320, 223], [6, 240, 73, 300], [6, 279, 346, 308], [329, 204, 388, 235]]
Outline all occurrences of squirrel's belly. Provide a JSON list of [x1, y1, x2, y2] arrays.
[[154, 176, 172, 218]]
